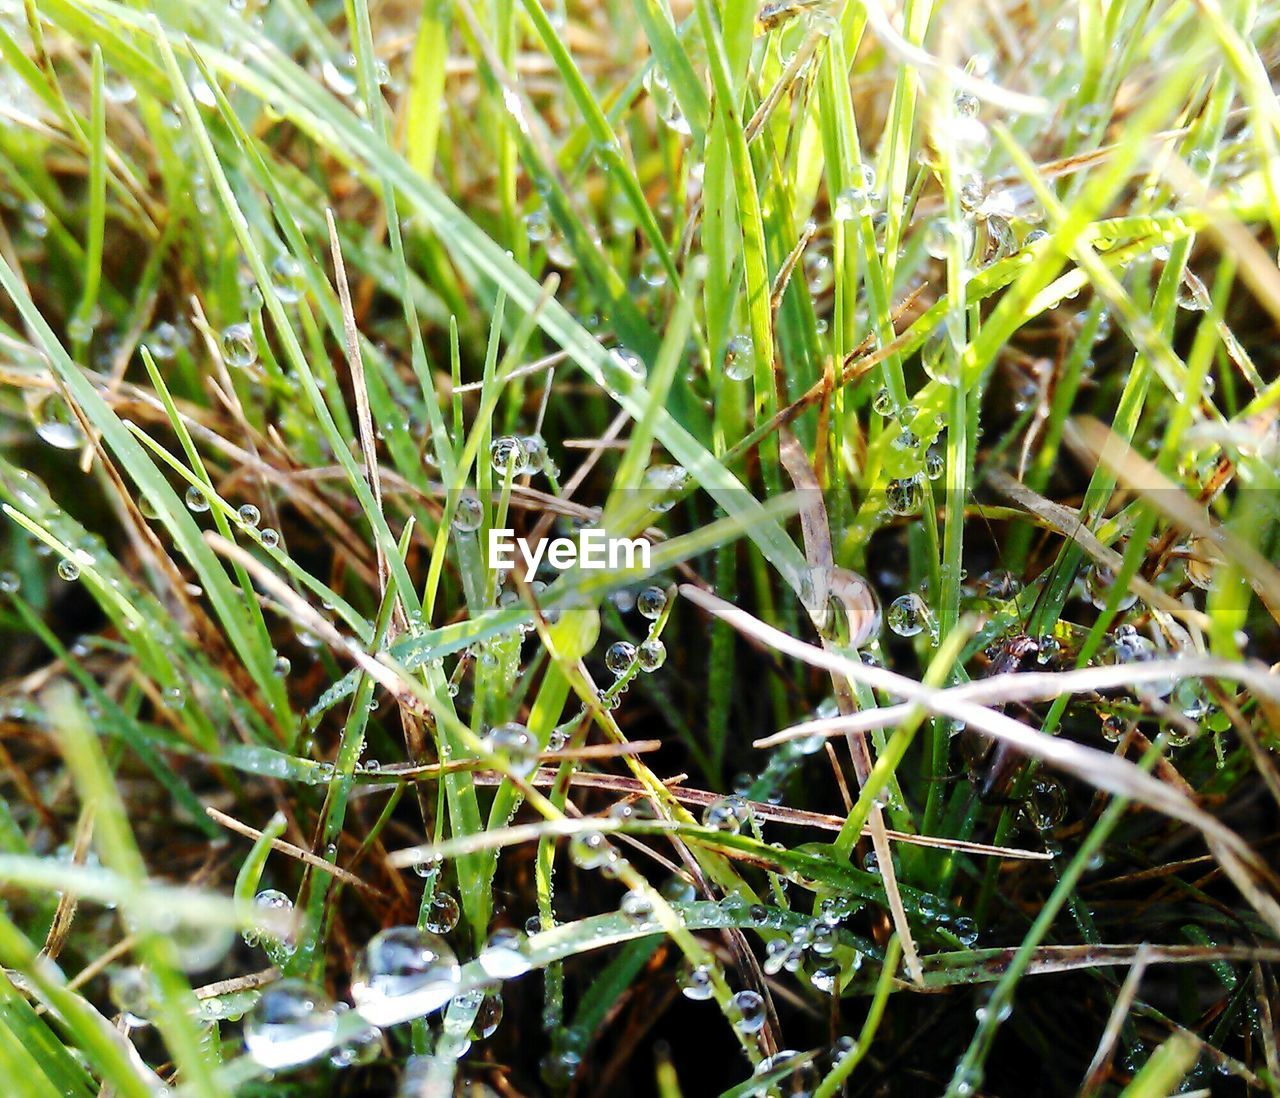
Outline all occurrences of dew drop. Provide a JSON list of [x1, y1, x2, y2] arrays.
[[351, 927, 461, 1026], [728, 989, 765, 1034], [483, 722, 539, 778], [490, 435, 529, 476], [424, 891, 460, 935], [678, 961, 715, 1001], [185, 485, 210, 513], [477, 927, 531, 980], [452, 495, 483, 533], [724, 334, 754, 381], [887, 593, 929, 637], [701, 794, 751, 834], [26, 390, 86, 450], [221, 323, 258, 369], [636, 586, 667, 620], [637, 639, 666, 672], [244, 979, 338, 1070], [604, 641, 636, 677]]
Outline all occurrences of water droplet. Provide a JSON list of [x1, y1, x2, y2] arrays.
[[958, 172, 986, 212], [351, 927, 461, 1026], [237, 503, 261, 527], [568, 830, 612, 870], [25, 390, 86, 450], [452, 495, 483, 533], [490, 435, 529, 477], [872, 387, 895, 416], [273, 655, 291, 677], [259, 528, 280, 549], [525, 209, 551, 243], [185, 485, 210, 513], [887, 593, 929, 637], [701, 794, 751, 834], [678, 961, 715, 1001], [611, 347, 647, 383], [520, 434, 548, 474], [270, 254, 304, 304], [954, 92, 979, 117], [1084, 563, 1137, 611], [483, 722, 539, 778], [724, 334, 754, 381], [221, 323, 258, 368], [244, 979, 338, 1070], [109, 966, 155, 1026], [477, 927, 530, 980], [321, 56, 357, 96], [424, 891, 460, 935], [642, 65, 692, 135], [620, 888, 655, 924], [1027, 776, 1067, 830], [636, 639, 666, 672], [643, 463, 689, 512], [810, 962, 839, 992], [636, 586, 667, 620], [604, 641, 636, 677], [983, 215, 1016, 264], [728, 989, 765, 1033], [472, 991, 504, 1040], [885, 475, 923, 516], [0, 572, 19, 595], [754, 1050, 820, 1090], [639, 252, 668, 288], [57, 558, 82, 582]]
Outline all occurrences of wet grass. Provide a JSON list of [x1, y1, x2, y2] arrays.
[[1, 0, 1279, 1095]]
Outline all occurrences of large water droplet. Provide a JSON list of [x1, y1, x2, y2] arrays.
[[637, 585, 667, 620], [351, 927, 461, 1026], [483, 722, 538, 777], [477, 927, 531, 980], [604, 641, 636, 677], [244, 979, 338, 1070], [25, 390, 86, 450], [728, 989, 765, 1033], [424, 891, 460, 935], [887, 593, 929, 637], [221, 323, 258, 369], [724, 334, 754, 381]]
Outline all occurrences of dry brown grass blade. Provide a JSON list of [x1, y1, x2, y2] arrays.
[[459, 769, 1050, 859], [987, 468, 1211, 630], [773, 436, 924, 984], [680, 584, 1280, 937], [205, 806, 386, 896], [41, 804, 94, 961], [1080, 944, 1151, 1096], [755, 654, 1280, 747], [327, 208, 392, 607], [1065, 416, 1280, 626]]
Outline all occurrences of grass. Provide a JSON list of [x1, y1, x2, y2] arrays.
[[1, 0, 1279, 1094]]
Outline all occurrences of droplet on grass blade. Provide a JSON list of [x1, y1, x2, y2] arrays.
[[244, 979, 338, 1070], [351, 927, 461, 1027]]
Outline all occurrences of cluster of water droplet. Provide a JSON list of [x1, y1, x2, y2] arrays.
[[489, 434, 550, 479], [597, 585, 670, 708]]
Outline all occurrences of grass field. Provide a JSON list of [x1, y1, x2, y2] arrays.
[[2, 0, 1280, 1094]]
